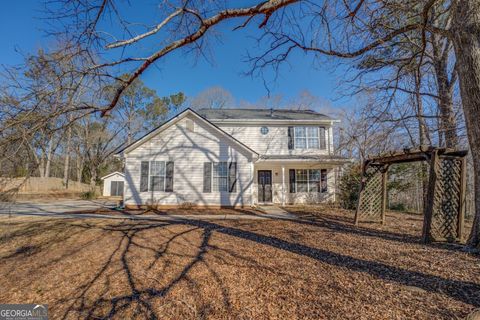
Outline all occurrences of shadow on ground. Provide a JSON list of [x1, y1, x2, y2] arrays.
[[0, 209, 478, 319]]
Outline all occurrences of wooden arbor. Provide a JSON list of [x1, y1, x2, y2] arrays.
[[354, 147, 468, 243]]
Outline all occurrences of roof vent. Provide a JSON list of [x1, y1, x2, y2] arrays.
[[185, 119, 195, 132]]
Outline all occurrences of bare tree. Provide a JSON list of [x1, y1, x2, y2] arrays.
[[43, 0, 480, 247], [190, 86, 234, 109]]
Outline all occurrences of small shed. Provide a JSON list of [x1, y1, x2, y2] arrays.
[[101, 172, 125, 197]]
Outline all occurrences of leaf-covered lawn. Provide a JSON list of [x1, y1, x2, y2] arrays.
[[0, 208, 478, 319]]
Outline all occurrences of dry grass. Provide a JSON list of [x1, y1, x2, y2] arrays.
[[0, 208, 478, 319]]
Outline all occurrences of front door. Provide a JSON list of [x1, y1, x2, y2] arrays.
[[258, 170, 272, 203], [110, 181, 124, 196]]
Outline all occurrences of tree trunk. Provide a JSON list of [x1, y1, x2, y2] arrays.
[[89, 165, 97, 192], [39, 153, 45, 178], [76, 155, 84, 182], [437, 88, 458, 148], [63, 123, 72, 188], [414, 71, 431, 147], [451, 0, 480, 247], [44, 137, 53, 178], [431, 34, 459, 149]]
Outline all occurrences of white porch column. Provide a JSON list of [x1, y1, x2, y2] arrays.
[[282, 166, 285, 206], [250, 161, 254, 206]]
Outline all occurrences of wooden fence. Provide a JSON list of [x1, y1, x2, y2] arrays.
[[0, 177, 95, 194]]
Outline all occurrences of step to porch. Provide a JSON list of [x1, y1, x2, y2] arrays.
[[256, 205, 296, 218]]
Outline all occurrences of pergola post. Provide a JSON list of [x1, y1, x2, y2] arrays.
[[457, 156, 467, 240], [422, 150, 438, 243], [354, 160, 369, 225], [381, 167, 388, 225]]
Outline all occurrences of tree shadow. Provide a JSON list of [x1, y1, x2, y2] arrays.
[[3, 215, 477, 319], [184, 219, 480, 307], [44, 216, 479, 319], [54, 220, 233, 319], [284, 210, 473, 253]]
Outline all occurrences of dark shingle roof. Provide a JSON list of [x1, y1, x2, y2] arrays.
[[196, 108, 332, 121]]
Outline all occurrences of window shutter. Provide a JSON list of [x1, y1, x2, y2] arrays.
[[229, 162, 237, 193], [165, 161, 174, 192], [321, 169, 328, 193], [319, 127, 326, 150], [140, 161, 149, 192], [288, 126, 294, 150], [289, 169, 296, 193], [203, 162, 212, 193]]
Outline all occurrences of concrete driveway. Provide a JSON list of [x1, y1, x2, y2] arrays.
[[0, 199, 117, 215], [0, 199, 298, 221]]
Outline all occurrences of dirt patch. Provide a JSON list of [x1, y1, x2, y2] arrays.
[[0, 210, 478, 319]]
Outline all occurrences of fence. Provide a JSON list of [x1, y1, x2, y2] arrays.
[[0, 177, 95, 194]]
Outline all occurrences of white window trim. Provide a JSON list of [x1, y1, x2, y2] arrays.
[[212, 162, 229, 193], [295, 169, 327, 193], [149, 161, 166, 192], [296, 169, 309, 192], [294, 126, 320, 149]]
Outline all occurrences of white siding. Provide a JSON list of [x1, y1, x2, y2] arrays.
[[124, 114, 253, 206], [218, 124, 334, 155], [253, 163, 336, 205], [102, 173, 125, 196]]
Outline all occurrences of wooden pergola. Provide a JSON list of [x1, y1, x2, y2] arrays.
[[354, 147, 468, 243]]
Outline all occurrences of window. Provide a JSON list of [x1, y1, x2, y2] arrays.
[[140, 160, 174, 192], [296, 169, 308, 192], [308, 169, 321, 192], [260, 126, 269, 135], [292, 169, 327, 193], [294, 127, 306, 149], [321, 169, 328, 193], [150, 161, 166, 191], [307, 127, 320, 149], [212, 162, 228, 192], [204, 162, 237, 193], [294, 127, 319, 149]]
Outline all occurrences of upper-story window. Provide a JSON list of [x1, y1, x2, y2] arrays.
[[293, 127, 324, 149]]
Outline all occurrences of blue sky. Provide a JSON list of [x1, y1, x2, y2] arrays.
[[0, 1, 353, 110]]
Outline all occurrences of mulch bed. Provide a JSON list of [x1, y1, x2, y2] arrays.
[[0, 208, 478, 319]]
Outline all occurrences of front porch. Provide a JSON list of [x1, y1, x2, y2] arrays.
[[250, 156, 348, 206]]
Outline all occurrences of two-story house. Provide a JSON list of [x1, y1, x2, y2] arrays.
[[116, 108, 349, 208]]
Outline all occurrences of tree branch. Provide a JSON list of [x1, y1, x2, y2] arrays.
[[100, 0, 299, 116], [106, 9, 184, 49]]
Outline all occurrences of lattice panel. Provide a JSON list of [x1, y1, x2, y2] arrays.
[[356, 165, 385, 222], [429, 157, 463, 241]]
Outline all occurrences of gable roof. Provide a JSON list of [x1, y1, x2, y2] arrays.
[[197, 108, 333, 121], [115, 108, 259, 156], [101, 171, 125, 180]]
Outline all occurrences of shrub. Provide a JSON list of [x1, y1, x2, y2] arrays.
[[389, 202, 406, 212], [179, 202, 196, 209], [337, 165, 362, 210], [81, 190, 97, 200]]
